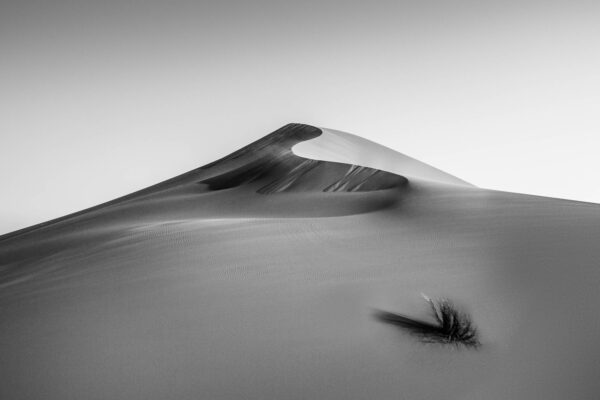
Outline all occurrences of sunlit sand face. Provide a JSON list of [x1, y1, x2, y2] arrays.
[[1, 124, 600, 399]]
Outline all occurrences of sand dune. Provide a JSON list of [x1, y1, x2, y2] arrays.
[[1, 124, 600, 399]]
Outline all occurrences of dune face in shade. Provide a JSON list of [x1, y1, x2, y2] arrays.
[[199, 124, 406, 194], [1, 124, 600, 399]]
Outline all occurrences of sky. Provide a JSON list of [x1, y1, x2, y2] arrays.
[[2, 0, 600, 234]]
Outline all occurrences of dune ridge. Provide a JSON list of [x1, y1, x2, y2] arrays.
[[293, 127, 472, 187], [198, 124, 406, 194], [0, 123, 410, 245], [0, 123, 411, 277]]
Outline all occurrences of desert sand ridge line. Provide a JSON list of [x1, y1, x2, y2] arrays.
[[1, 124, 403, 242], [197, 123, 406, 194], [0, 122, 455, 243], [293, 127, 473, 187], [0, 123, 316, 242]]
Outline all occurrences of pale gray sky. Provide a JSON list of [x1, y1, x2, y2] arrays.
[[2, 0, 600, 234]]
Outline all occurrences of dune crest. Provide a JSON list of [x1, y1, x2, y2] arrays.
[[0, 124, 413, 268], [293, 127, 472, 186], [0, 124, 411, 244], [198, 123, 407, 194]]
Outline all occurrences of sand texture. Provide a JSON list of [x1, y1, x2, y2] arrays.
[[2, 124, 600, 399]]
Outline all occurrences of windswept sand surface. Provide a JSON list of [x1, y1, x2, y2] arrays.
[[2, 124, 600, 399], [293, 127, 472, 187]]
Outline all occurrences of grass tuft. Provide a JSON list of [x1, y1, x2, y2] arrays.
[[374, 295, 480, 348]]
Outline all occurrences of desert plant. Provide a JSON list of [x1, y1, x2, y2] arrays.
[[374, 294, 480, 348]]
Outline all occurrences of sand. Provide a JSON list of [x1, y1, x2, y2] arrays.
[[1, 123, 600, 399]]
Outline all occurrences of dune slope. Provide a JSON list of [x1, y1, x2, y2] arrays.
[[293, 127, 472, 186], [1, 124, 600, 400]]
